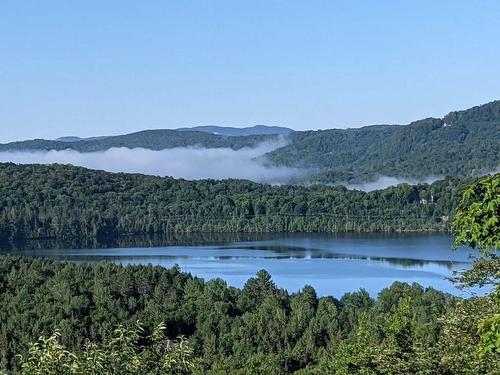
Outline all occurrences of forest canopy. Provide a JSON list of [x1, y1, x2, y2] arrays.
[[0, 163, 472, 242]]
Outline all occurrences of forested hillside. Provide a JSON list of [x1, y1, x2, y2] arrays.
[[0, 130, 274, 152], [176, 125, 293, 136], [266, 100, 500, 180], [1, 257, 498, 374], [0, 163, 469, 242], [263, 125, 400, 171]]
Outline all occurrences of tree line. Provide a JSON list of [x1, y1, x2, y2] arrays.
[[0, 130, 272, 152], [0, 163, 469, 242]]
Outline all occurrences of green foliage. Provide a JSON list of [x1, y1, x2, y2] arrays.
[[452, 173, 499, 254], [478, 310, 500, 358], [0, 130, 272, 152], [16, 323, 197, 375], [265, 125, 399, 171], [0, 163, 465, 242], [0, 257, 456, 374], [450, 174, 499, 294], [444, 173, 500, 374], [437, 293, 499, 374], [450, 257, 500, 289], [268, 101, 500, 181]]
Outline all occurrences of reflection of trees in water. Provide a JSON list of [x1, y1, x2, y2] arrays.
[[0, 233, 277, 252], [361, 256, 462, 270], [215, 245, 465, 269], [0, 234, 467, 271], [0, 232, 453, 252]]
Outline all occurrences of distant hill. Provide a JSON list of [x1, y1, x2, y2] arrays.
[[0, 101, 498, 182], [0, 130, 276, 152], [264, 125, 401, 170], [265, 100, 500, 181], [55, 136, 109, 142], [176, 125, 293, 136], [56, 136, 83, 142]]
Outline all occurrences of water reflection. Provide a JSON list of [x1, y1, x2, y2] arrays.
[[0, 232, 277, 251], [0, 232, 480, 297], [211, 245, 466, 269]]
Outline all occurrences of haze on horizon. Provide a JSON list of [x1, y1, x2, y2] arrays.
[[1, 1, 500, 143]]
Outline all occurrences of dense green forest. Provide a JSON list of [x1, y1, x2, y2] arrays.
[[0, 161, 498, 375], [0, 257, 496, 374], [264, 125, 400, 172], [0, 130, 273, 153], [267, 101, 500, 181], [0, 163, 470, 242]]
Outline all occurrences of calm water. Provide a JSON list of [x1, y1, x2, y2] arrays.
[[0, 233, 481, 298]]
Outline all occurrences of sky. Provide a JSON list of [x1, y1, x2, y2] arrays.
[[1, 1, 500, 143]]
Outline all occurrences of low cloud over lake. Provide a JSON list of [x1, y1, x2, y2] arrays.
[[0, 140, 303, 184]]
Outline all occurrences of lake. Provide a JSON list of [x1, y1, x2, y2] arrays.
[[0, 232, 481, 298]]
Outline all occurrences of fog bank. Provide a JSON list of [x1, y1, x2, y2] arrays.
[[343, 175, 443, 192], [0, 141, 303, 184]]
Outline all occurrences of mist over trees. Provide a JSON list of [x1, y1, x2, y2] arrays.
[[0, 100, 498, 185]]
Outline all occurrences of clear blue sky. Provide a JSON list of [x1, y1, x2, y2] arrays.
[[1, 1, 500, 142]]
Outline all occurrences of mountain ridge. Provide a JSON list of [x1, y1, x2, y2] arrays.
[[1, 100, 498, 183], [265, 101, 500, 181], [175, 124, 293, 136]]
